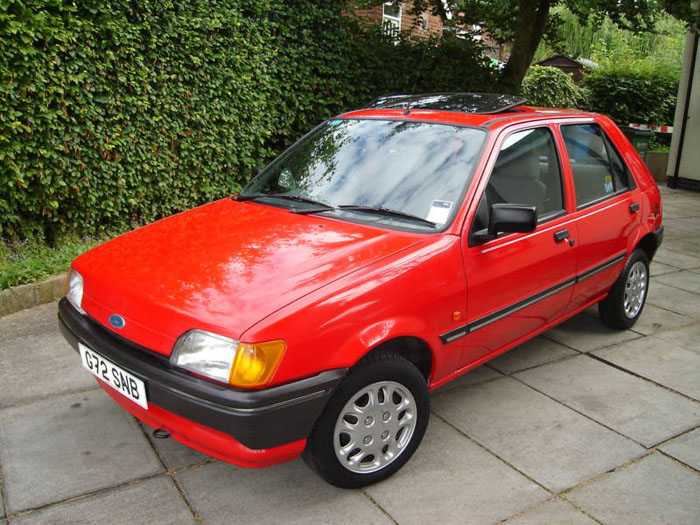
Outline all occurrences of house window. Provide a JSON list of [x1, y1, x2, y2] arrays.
[[419, 13, 429, 31], [382, 2, 401, 41]]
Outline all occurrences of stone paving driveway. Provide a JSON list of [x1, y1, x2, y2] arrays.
[[1, 185, 699, 524]]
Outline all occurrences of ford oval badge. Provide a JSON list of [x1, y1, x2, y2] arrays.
[[109, 314, 126, 329]]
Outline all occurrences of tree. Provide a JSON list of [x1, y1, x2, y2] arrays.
[[408, 0, 699, 90]]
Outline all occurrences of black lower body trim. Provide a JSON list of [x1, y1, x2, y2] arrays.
[[58, 299, 346, 449], [440, 252, 627, 344], [653, 225, 664, 254]]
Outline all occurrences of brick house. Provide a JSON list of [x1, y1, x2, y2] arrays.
[[353, 2, 444, 38]]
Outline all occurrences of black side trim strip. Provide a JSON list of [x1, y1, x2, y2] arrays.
[[576, 252, 626, 283], [469, 277, 577, 333], [439, 252, 627, 344], [440, 326, 470, 344]]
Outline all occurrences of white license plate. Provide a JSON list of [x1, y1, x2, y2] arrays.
[[79, 343, 148, 410]]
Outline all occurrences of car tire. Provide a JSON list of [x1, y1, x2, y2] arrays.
[[598, 249, 649, 330], [302, 351, 429, 488]]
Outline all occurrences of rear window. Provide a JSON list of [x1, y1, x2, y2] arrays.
[[561, 124, 631, 208]]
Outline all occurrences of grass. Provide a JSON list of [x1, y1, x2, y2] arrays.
[[0, 232, 118, 290]]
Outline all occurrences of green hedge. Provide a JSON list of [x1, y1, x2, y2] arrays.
[[521, 66, 586, 109], [0, 0, 497, 242], [582, 67, 678, 126]]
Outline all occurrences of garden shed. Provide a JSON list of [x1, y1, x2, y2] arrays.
[[535, 55, 598, 83]]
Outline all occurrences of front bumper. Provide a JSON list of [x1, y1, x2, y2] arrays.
[[58, 299, 346, 466]]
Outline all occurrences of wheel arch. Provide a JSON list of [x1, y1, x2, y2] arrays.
[[356, 335, 434, 382], [635, 232, 659, 261]]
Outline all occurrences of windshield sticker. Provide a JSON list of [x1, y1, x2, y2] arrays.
[[426, 200, 453, 224], [328, 120, 343, 127]]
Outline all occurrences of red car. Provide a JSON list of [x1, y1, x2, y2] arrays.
[[59, 93, 663, 488]]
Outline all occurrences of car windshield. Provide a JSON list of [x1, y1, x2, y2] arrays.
[[239, 119, 486, 231]]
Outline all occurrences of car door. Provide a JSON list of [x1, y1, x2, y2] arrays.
[[456, 124, 578, 367], [557, 120, 643, 312]]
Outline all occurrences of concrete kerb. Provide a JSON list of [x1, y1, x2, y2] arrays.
[[0, 273, 66, 318]]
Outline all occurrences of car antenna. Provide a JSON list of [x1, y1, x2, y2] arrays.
[[404, 44, 429, 115]]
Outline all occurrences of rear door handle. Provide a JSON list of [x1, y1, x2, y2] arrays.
[[554, 229, 570, 242], [630, 203, 640, 213]]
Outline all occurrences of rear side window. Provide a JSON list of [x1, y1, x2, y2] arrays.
[[561, 124, 631, 208]]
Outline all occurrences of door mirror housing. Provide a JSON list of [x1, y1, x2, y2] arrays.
[[472, 203, 538, 244]]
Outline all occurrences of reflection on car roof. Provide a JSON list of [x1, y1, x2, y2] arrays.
[[365, 93, 528, 114]]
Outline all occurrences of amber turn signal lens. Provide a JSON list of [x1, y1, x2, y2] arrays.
[[229, 340, 286, 387]]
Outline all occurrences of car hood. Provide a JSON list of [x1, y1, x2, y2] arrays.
[[74, 198, 423, 355]]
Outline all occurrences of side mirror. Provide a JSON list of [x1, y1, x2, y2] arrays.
[[472, 203, 537, 244], [488, 203, 538, 235]]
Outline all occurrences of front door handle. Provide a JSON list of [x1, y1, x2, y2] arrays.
[[630, 203, 640, 213], [554, 229, 570, 242]]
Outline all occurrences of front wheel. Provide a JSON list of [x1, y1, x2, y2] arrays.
[[599, 249, 649, 329], [302, 352, 429, 488]]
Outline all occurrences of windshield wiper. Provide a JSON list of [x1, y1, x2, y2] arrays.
[[337, 205, 437, 227], [235, 193, 334, 210], [239, 194, 437, 227]]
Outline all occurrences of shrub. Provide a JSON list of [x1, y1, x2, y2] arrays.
[[0, 0, 497, 243], [521, 66, 586, 109], [582, 67, 678, 126]]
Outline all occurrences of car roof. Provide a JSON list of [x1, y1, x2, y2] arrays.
[[339, 92, 598, 130]]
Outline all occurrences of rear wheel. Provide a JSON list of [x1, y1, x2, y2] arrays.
[[599, 249, 649, 329], [303, 352, 429, 488]]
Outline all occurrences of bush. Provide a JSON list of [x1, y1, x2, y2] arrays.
[[521, 66, 586, 109], [0, 0, 497, 243], [582, 67, 678, 126]]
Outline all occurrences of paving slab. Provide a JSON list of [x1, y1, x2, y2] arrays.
[[1, 467, 5, 519], [567, 453, 700, 525], [432, 364, 503, 394], [662, 217, 700, 234], [659, 227, 695, 241], [543, 313, 641, 352], [659, 427, 700, 471], [11, 476, 193, 525], [140, 422, 210, 471], [0, 302, 59, 340], [655, 269, 700, 294], [649, 260, 682, 276], [662, 239, 700, 257], [503, 498, 597, 525], [594, 336, 700, 400], [646, 281, 700, 319], [0, 389, 162, 514], [654, 322, 700, 352], [625, 303, 694, 336], [660, 205, 700, 220], [367, 418, 548, 525], [488, 336, 577, 375], [516, 355, 700, 447], [652, 247, 700, 270], [0, 332, 97, 408], [432, 377, 645, 492], [176, 459, 392, 525]]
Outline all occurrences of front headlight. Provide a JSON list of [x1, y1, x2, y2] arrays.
[[65, 269, 85, 314], [171, 330, 285, 388]]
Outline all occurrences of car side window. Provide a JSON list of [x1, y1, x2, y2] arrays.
[[473, 127, 564, 233], [561, 123, 631, 208]]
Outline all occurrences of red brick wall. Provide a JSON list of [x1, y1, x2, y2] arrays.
[[353, 2, 444, 37]]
